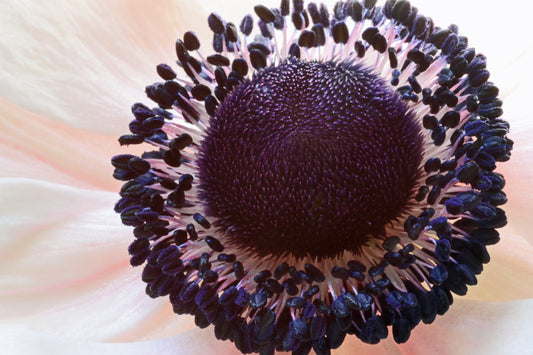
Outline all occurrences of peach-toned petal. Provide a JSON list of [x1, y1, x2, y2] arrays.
[[396, 298, 533, 355], [0, 179, 186, 341], [0, 0, 209, 134], [0, 325, 238, 355], [0, 99, 145, 191], [464, 227, 533, 301], [3, 298, 532, 355]]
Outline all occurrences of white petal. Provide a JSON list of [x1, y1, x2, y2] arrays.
[[395, 298, 533, 355], [464, 227, 533, 301], [3, 298, 532, 355], [0, 325, 238, 355], [0, 179, 184, 341], [0, 100, 142, 190], [0, 0, 209, 134]]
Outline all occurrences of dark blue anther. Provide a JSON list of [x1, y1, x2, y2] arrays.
[[431, 126, 446, 146], [382, 236, 400, 251], [283, 278, 299, 296], [193, 213, 211, 229], [128, 237, 150, 256], [250, 49, 268, 69], [311, 24, 326, 46], [422, 114, 438, 130], [355, 292, 373, 311], [298, 30, 317, 48], [359, 315, 388, 344], [313, 298, 331, 317], [445, 191, 480, 215], [274, 262, 289, 280], [287, 296, 307, 309], [305, 263, 326, 282], [429, 264, 448, 285], [131, 103, 155, 121], [249, 291, 267, 308], [391, 0, 411, 23], [265, 278, 284, 294], [254, 5, 276, 23], [156, 64, 177, 81], [201, 269, 219, 283], [427, 185, 441, 205], [331, 266, 349, 280], [180, 281, 199, 302], [348, 270, 365, 281], [392, 318, 411, 343], [289, 318, 309, 341], [406, 218, 424, 240], [185, 223, 198, 241], [118, 134, 144, 146], [208, 13, 225, 34], [217, 253, 236, 263], [332, 22, 349, 44], [219, 286, 238, 305], [384, 251, 402, 266], [303, 285, 320, 298], [368, 264, 386, 277], [435, 239, 451, 262], [424, 158, 441, 173], [332, 296, 350, 318], [292, 270, 307, 284], [408, 75, 421, 93], [254, 270, 272, 284], [442, 264, 468, 296], [251, 308, 276, 345], [310, 316, 327, 340], [347, 260, 366, 272], [204, 235, 224, 252], [441, 111, 460, 128], [291, 12, 304, 30], [415, 186, 429, 202], [456, 263, 477, 285], [464, 119, 488, 137], [288, 43, 301, 58], [434, 286, 451, 315], [387, 47, 398, 69], [235, 287, 250, 307], [240, 14, 254, 36], [233, 261, 245, 279]]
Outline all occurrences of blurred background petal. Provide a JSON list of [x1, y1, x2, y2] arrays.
[[0, 0, 208, 135]]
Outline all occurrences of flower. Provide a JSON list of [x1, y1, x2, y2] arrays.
[[0, 0, 532, 354]]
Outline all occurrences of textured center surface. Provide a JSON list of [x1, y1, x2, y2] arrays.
[[198, 59, 423, 258]]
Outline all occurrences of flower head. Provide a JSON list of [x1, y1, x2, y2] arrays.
[[3, 0, 532, 354], [112, 0, 514, 353]]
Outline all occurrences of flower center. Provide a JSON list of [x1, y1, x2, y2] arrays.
[[198, 58, 423, 258]]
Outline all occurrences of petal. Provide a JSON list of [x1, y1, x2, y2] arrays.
[[465, 227, 533, 301], [0, 0, 209, 134], [0, 99, 143, 191], [395, 298, 533, 355], [0, 179, 183, 341], [0, 325, 238, 355]]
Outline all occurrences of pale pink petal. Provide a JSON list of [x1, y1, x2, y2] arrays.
[[464, 227, 533, 301], [0, 179, 186, 341], [3, 298, 532, 355], [0, 325, 238, 355], [0, 99, 143, 191], [0, 0, 209, 134]]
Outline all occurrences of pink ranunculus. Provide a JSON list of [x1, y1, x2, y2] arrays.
[[1, 1, 532, 354]]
